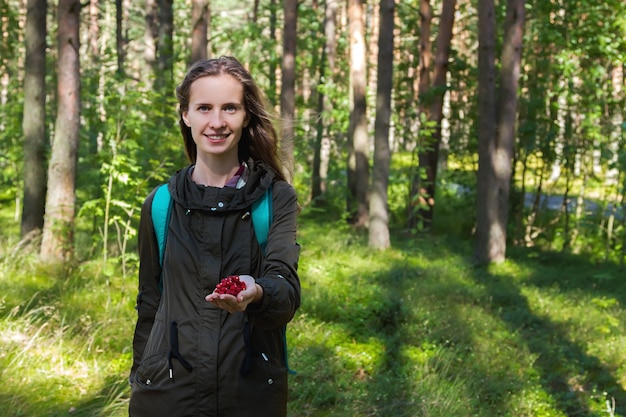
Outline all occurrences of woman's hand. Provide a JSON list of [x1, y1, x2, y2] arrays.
[[205, 274, 263, 313]]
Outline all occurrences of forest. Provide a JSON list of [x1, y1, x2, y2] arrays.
[[1, 0, 626, 416]]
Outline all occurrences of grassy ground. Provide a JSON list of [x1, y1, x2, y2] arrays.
[[1, 209, 625, 416]]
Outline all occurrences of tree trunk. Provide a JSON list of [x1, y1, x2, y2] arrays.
[[156, 0, 174, 92], [115, 0, 125, 76], [253, 0, 260, 21], [474, 0, 498, 264], [88, 0, 99, 61], [40, 0, 81, 263], [347, 0, 369, 227], [311, 0, 337, 204], [280, 0, 298, 184], [419, 0, 457, 228], [407, 0, 432, 231], [495, 0, 525, 255], [21, 0, 47, 240], [190, 0, 209, 64], [144, 0, 158, 80], [369, 0, 394, 249], [268, 0, 278, 105]]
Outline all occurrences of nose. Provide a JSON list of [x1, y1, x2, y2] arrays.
[[208, 110, 225, 128]]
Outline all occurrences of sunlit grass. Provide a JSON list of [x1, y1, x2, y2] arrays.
[[0, 243, 133, 417], [1, 208, 625, 416]]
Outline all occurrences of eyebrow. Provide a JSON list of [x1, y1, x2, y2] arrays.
[[192, 101, 243, 107]]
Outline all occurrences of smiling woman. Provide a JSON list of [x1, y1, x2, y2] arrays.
[[128, 56, 301, 417], [181, 74, 249, 187]]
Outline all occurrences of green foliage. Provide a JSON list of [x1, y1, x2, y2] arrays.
[[76, 78, 182, 264], [0, 68, 24, 204], [433, 170, 477, 238]]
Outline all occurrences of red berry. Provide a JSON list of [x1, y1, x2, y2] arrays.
[[215, 275, 247, 295]]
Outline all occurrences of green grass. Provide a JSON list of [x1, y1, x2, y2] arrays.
[[1, 209, 625, 416]]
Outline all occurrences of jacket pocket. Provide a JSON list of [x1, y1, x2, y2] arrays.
[[141, 311, 168, 360], [134, 319, 194, 390], [134, 350, 171, 390], [236, 349, 288, 414], [133, 312, 168, 389]]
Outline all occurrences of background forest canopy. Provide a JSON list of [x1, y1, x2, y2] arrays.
[[0, 0, 625, 266]]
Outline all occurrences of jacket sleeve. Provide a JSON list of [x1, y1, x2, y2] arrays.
[[249, 181, 301, 330], [130, 189, 162, 379]]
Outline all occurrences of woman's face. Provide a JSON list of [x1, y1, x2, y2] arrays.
[[182, 74, 249, 162]]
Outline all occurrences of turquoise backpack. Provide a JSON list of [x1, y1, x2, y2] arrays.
[[150, 183, 295, 374]]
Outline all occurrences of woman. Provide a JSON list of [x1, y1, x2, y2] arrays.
[[129, 56, 301, 417]]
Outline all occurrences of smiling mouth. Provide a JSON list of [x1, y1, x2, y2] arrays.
[[205, 133, 230, 141]]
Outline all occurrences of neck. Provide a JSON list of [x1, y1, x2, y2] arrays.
[[192, 156, 240, 187]]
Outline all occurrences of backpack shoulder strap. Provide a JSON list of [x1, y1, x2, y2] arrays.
[[251, 185, 273, 254], [151, 183, 173, 268], [151, 183, 269, 269], [250, 185, 296, 374]]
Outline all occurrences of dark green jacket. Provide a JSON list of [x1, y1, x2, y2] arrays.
[[129, 160, 301, 417]]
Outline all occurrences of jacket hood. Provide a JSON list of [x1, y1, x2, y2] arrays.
[[167, 159, 275, 212]]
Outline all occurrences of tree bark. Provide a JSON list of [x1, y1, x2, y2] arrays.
[[417, 0, 432, 116], [475, 0, 500, 264], [40, 0, 81, 263], [407, 0, 432, 231], [280, 0, 298, 184], [494, 0, 525, 257], [115, 0, 125, 76], [369, 0, 394, 249], [144, 0, 158, 79], [422, 0, 457, 225], [88, 0, 99, 61], [156, 0, 174, 92], [347, 0, 369, 227], [268, 0, 278, 104], [411, 0, 456, 231], [311, 0, 337, 203], [190, 0, 209, 64], [21, 0, 47, 239]]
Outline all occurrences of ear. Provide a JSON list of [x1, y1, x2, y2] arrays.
[[182, 112, 191, 127], [243, 114, 250, 128]]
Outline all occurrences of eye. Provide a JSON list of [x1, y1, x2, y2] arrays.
[[197, 105, 211, 112], [224, 104, 237, 113]]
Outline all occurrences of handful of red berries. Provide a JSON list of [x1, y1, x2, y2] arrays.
[[214, 275, 247, 296]]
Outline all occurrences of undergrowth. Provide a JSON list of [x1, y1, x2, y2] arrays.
[[0, 209, 625, 416]]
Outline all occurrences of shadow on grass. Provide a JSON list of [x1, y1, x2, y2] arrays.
[[296, 235, 486, 416], [67, 375, 130, 417], [471, 252, 626, 416], [295, 219, 626, 416]]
